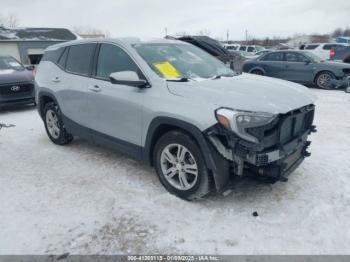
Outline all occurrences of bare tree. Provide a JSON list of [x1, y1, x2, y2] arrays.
[[0, 13, 19, 28]]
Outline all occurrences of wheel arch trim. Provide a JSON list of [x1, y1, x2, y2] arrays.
[[143, 117, 230, 191]]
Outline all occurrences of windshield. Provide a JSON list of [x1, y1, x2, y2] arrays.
[[255, 46, 265, 52], [133, 43, 234, 80], [0, 57, 25, 71], [302, 51, 323, 63]]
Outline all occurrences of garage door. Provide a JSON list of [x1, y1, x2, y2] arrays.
[[0, 43, 21, 61]]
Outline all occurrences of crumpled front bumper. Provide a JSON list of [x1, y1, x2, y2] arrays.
[[204, 105, 316, 186], [330, 76, 350, 88]]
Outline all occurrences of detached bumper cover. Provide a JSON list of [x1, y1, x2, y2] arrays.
[[330, 76, 350, 88]]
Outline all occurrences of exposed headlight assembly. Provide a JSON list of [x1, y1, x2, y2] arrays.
[[215, 108, 277, 144]]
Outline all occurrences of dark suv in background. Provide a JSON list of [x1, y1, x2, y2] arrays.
[[0, 56, 35, 109]]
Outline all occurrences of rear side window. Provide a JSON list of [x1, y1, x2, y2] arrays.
[[323, 44, 339, 50], [247, 46, 255, 52], [96, 44, 138, 79], [305, 45, 319, 50], [42, 48, 65, 63], [261, 52, 283, 61], [66, 44, 96, 76]]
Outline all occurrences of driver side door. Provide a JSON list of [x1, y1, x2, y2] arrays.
[[86, 43, 145, 153], [281, 52, 314, 83]]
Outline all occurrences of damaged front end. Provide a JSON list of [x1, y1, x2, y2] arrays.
[[205, 105, 316, 184]]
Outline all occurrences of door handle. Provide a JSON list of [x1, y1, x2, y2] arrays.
[[52, 77, 61, 83], [88, 85, 102, 92]]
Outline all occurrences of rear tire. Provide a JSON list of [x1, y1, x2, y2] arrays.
[[250, 69, 264, 76], [153, 130, 211, 200], [43, 102, 73, 145]]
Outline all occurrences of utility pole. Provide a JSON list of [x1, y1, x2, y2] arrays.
[[165, 27, 168, 37], [245, 29, 248, 43], [226, 29, 229, 43]]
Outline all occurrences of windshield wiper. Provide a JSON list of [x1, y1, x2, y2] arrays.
[[166, 77, 190, 82], [211, 73, 236, 80]]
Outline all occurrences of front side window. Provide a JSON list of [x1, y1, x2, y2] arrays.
[[239, 46, 246, 51], [66, 44, 96, 76], [261, 52, 284, 62], [0, 56, 24, 71], [133, 43, 234, 80], [96, 44, 138, 79]]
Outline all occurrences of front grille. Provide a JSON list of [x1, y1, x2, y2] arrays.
[[0, 82, 34, 95], [279, 105, 314, 144], [246, 105, 315, 150]]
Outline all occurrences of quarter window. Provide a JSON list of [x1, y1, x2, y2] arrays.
[[66, 44, 96, 76], [96, 44, 138, 79], [57, 47, 68, 68]]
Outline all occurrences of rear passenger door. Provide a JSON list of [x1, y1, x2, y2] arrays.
[[87, 43, 144, 147], [57, 43, 96, 127]]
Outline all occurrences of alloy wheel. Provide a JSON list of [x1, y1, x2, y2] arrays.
[[45, 109, 60, 139], [160, 143, 198, 191]]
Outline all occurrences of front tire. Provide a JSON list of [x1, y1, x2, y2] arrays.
[[153, 130, 211, 200], [315, 71, 335, 89], [43, 102, 73, 145], [250, 69, 264, 76]]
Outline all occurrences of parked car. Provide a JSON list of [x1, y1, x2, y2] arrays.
[[223, 44, 240, 51], [330, 45, 350, 63], [243, 50, 350, 89], [248, 50, 272, 59], [176, 35, 235, 69], [0, 56, 35, 109], [238, 45, 265, 54], [299, 43, 349, 61], [35, 38, 316, 200]]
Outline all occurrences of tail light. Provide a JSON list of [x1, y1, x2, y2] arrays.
[[330, 48, 336, 60], [32, 66, 37, 78]]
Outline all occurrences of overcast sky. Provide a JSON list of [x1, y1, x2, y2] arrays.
[[1, 0, 350, 40]]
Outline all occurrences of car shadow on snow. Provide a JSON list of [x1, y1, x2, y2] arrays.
[[63, 137, 299, 205], [0, 103, 36, 114]]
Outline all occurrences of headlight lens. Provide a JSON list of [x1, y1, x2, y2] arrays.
[[215, 108, 277, 143]]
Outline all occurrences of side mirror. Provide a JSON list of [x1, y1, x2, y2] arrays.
[[305, 60, 311, 65], [345, 86, 350, 93], [26, 65, 35, 71], [109, 71, 149, 88]]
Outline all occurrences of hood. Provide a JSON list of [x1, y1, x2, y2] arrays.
[[321, 61, 350, 69], [167, 73, 316, 114], [0, 69, 34, 85]]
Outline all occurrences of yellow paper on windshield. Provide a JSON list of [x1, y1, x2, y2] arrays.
[[153, 61, 181, 78]]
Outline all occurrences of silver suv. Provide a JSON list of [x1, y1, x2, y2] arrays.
[[35, 38, 316, 200]]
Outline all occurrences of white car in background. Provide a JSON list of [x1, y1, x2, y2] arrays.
[[238, 45, 265, 54], [223, 44, 240, 51], [300, 43, 349, 61]]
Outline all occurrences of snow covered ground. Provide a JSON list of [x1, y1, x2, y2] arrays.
[[0, 89, 350, 255]]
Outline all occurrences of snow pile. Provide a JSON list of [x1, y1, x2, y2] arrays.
[[0, 89, 349, 254]]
